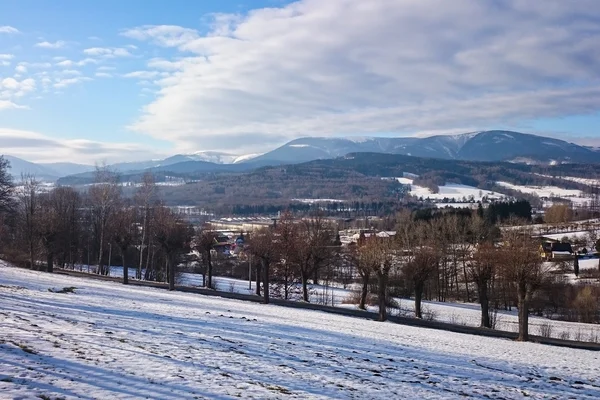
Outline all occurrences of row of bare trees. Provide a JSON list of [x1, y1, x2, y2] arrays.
[[241, 208, 550, 341], [0, 165, 194, 291]]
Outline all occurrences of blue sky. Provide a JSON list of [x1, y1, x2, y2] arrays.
[[1, 0, 600, 163]]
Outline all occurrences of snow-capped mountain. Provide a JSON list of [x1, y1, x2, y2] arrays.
[[249, 131, 600, 164], [5, 130, 599, 182]]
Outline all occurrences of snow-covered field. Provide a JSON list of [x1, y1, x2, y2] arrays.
[[89, 265, 600, 341], [2, 264, 600, 399], [396, 178, 505, 202], [496, 182, 592, 205]]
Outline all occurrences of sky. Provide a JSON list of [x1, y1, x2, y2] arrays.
[[1, 0, 600, 164]]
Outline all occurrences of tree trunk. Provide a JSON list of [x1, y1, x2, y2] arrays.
[[462, 260, 470, 302], [262, 259, 269, 304], [415, 281, 424, 319], [98, 223, 104, 275], [255, 263, 261, 296], [46, 252, 53, 273], [517, 283, 529, 341], [478, 281, 490, 328], [359, 273, 369, 310], [122, 250, 128, 285], [377, 272, 388, 322], [138, 208, 147, 280], [301, 270, 309, 302], [207, 252, 213, 289], [168, 255, 175, 291]]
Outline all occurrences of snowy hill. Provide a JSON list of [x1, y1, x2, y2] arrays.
[[250, 131, 600, 165], [1, 264, 600, 399]]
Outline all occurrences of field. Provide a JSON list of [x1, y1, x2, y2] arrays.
[[2, 264, 600, 399], [396, 178, 505, 202]]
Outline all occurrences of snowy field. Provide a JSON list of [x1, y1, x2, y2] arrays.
[[2, 264, 600, 399], [496, 181, 593, 205], [395, 178, 506, 203], [86, 265, 600, 342]]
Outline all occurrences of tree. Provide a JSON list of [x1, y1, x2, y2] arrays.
[[469, 242, 497, 328], [153, 207, 193, 291], [0, 156, 13, 215], [545, 204, 573, 224], [596, 239, 600, 282], [499, 228, 546, 341], [88, 166, 121, 275], [38, 193, 59, 273], [16, 174, 40, 270], [134, 172, 157, 279], [355, 233, 371, 310], [196, 229, 217, 288], [247, 227, 278, 304], [112, 207, 136, 284]]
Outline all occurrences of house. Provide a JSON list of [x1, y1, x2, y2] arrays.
[[540, 241, 574, 261]]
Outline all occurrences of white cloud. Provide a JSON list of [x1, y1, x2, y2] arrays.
[[35, 40, 66, 49], [0, 54, 13, 67], [15, 64, 27, 74], [121, 25, 198, 47], [97, 66, 116, 71], [56, 58, 98, 67], [19, 62, 52, 69], [95, 72, 113, 78], [0, 26, 19, 34], [121, 0, 600, 152], [123, 71, 159, 79], [0, 128, 166, 164], [0, 100, 27, 110], [147, 58, 182, 71], [83, 47, 132, 57], [60, 69, 82, 76], [53, 76, 92, 89]]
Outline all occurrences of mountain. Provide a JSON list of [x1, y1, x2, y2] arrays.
[[249, 131, 600, 165], [1, 156, 94, 181], [39, 162, 95, 177]]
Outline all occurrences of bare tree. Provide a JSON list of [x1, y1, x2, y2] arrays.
[[469, 242, 497, 328], [354, 234, 371, 310], [134, 172, 157, 279], [17, 174, 40, 270], [38, 193, 59, 273], [154, 207, 193, 291], [499, 227, 546, 341], [247, 227, 278, 304], [0, 156, 13, 215], [403, 220, 441, 319], [112, 206, 136, 284], [88, 166, 121, 275], [196, 229, 217, 288]]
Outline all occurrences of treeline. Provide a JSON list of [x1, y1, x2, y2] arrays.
[[230, 200, 402, 216], [0, 164, 195, 290], [245, 209, 598, 342]]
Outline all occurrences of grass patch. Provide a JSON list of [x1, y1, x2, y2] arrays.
[[48, 286, 76, 294], [11, 341, 37, 354]]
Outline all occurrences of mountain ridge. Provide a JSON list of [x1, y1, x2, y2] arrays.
[[4, 130, 600, 181]]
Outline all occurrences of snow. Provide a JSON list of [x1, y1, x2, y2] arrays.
[[397, 178, 505, 201], [496, 182, 584, 198], [2, 264, 600, 399], [233, 153, 261, 163], [291, 198, 345, 204], [288, 144, 311, 148]]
